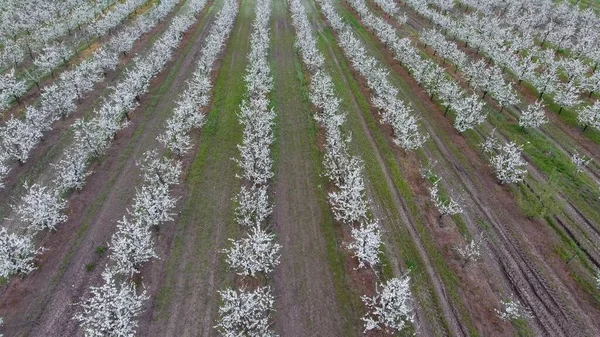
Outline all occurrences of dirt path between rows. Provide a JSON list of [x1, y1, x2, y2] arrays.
[[270, 1, 348, 336], [0, 4, 217, 336]]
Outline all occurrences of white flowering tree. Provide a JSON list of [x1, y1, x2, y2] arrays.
[[225, 225, 281, 277], [481, 128, 499, 154], [0, 68, 27, 106], [130, 184, 177, 229], [53, 148, 91, 192], [347, 219, 382, 269], [137, 150, 181, 186], [328, 156, 369, 225], [234, 185, 272, 228], [0, 118, 43, 164], [519, 101, 548, 129], [453, 93, 486, 133], [571, 151, 591, 174], [40, 83, 77, 119], [456, 236, 483, 268], [109, 217, 157, 276], [554, 82, 581, 114], [578, 101, 600, 131], [74, 269, 148, 337], [429, 178, 462, 218], [16, 183, 67, 231], [490, 141, 527, 184], [362, 275, 414, 333], [216, 286, 276, 337], [495, 296, 531, 321], [0, 228, 41, 278]]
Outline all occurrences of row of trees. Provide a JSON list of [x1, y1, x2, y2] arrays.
[[0, 0, 117, 69], [297, 0, 415, 333], [0, 0, 205, 281], [216, 1, 279, 336], [0, 0, 146, 112], [350, 0, 489, 133], [75, 0, 239, 335], [0, 0, 182, 188], [406, 0, 600, 132]]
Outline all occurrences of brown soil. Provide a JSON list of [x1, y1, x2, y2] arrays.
[[270, 2, 350, 336], [0, 4, 217, 336]]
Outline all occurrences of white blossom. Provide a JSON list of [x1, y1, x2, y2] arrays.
[[225, 225, 281, 277], [234, 185, 272, 228], [519, 101, 548, 129], [490, 141, 527, 184], [109, 217, 157, 276], [495, 296, 531, 321], [571, 151, 591, 174], [15, 183, 67, 231], [362, 276, 415, 333], [74, 269, 148, 337], [216, 286, 277, 337], [0, 228, 41, 278], [328, 156, 369, 225], [347, 219, 382, 269], [578, 101, 600, 131]]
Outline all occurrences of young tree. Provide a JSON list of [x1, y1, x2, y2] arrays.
[[362, 275, 415, 333], [577, 101, 600, 131], [519, 100, 548, 129], [53, 148, 91, 192], [234, 185, 272, 228], [216, 286, 276, 337], [328, 156, 369, 225], [16, 183, 67, 231], [130, 183, 177, 229], [456, 237, 483, 268], [109, 216, 157, 276], [40, 83, 76, 119], [0, 154, 10, 188], [490, 141, 527, 184], [571, 151, 591, 173], [74, 269, 148, 337], [347, 219, 382, 269], [225, 225, 281, 277], [0, 228, 41, 278], [554, 82, 581, 114], [34, 42, 73, 77], [495, 296, 531, 321], [0, 68, 27, 105], [453, 93, 486, 133], [0, 118, 42, 164], [429, 178, 462, 218], [137, 150, 181, 186]]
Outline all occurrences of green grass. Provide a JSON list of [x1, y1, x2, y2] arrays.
[[370, 0, 600, 309], [154, 0, 251, 316]]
